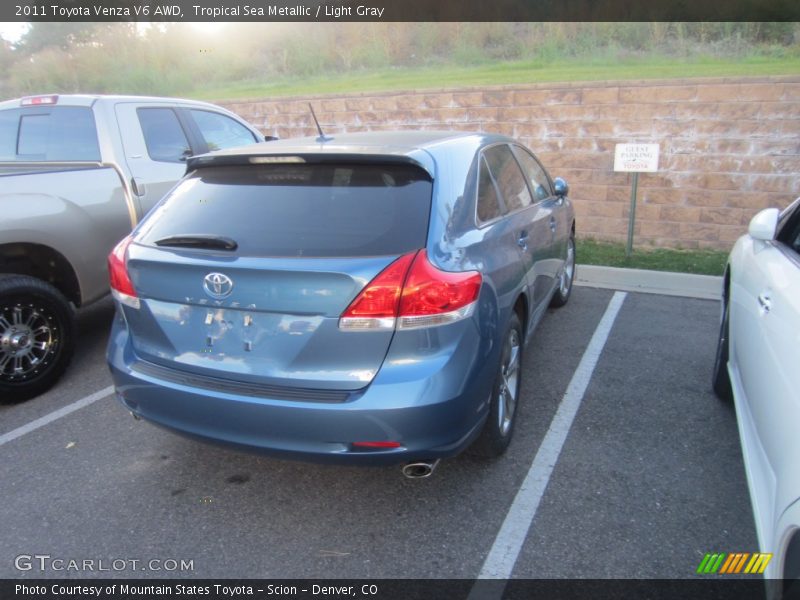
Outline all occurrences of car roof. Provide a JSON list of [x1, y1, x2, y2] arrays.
[[187, 130, 514, 177], [0, 94, 232, 111], [266, 130, 474, 149], [208, 130, 508, 155]]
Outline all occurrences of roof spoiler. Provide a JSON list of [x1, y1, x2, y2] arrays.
[[186, 152, 433, 179]]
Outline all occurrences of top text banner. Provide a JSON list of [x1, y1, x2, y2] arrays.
[[5, 0, 800, 22]]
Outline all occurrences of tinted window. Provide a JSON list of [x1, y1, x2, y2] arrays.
[[777, 202, 800, 255], [513, 145, 553, 202], [17, 115, 49, 155], [789, 227, 800, 254], [477, 156, 503, 224], [484, 144, 533, 212], [190, 109, 257, 151], [0, 107, 100, 161], [139, 164, 432, 258], [137, 108, 191, 163]]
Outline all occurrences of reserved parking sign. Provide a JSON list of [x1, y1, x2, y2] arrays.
[[614, 143, 660, 172], [614, 143, 659, 256]]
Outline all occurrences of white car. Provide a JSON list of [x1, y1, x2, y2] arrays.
[[713, 197, 800, 596]]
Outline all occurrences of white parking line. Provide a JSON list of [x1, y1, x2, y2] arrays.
[[475, 291, 627, 582], [0, 386, 114, 447]]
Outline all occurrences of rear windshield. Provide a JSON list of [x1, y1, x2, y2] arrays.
[[0, 106, 100, 161], [139, 163, 433, 258]]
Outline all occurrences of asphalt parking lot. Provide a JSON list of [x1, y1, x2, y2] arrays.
[[0, 285, 757, 581]]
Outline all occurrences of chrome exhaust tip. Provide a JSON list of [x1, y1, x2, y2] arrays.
[[401, 459, 440, 479], [129, 410, 141, 421]]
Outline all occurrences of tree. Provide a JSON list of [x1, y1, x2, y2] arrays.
[[14, 23, 128, 54]]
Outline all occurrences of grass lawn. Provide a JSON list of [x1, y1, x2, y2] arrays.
[[189, 55, 800, 101], [577, 239, 729, 276]]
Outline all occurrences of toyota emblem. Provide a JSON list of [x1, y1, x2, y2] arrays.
[[203, 272, 234, 299]]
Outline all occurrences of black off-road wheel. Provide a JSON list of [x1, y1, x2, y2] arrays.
[[472, 312, 524, 458], [0, 275, 75, 403]]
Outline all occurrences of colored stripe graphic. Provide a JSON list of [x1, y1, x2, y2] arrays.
[[696, 554, 712, 574], [759, 554, 774, 574], [711, 553, 726, 573], [698, 552, 773, 575], [720, 553, 750, 574], [719, 553, 737, 574], [745, 553, 773, 574], [697, 553, 727, 574], [734, 553, 751, 573]]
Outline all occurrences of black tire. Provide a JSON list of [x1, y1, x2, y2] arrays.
[[0, 274, 75, 403], [712, 294, 733, 402], [472, 312, 524, 458], [550, 232, 575, 308]]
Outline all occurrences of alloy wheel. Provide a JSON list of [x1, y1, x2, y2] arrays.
[[497, 327, 521, 436], [0, 302, 59, 383]]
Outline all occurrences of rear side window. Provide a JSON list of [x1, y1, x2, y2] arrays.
[[0, 107, 100, 161], [190, 110, 257, 151], [137, 108, 191, 163], [483, 145, 533, 213], [139, 164, 432, 258], [477, 156, 503, 224]]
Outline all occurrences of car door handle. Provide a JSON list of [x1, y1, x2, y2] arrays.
[[131, 177, 146, 197], [517, 231, 529, 251], [549, 217, 557, 233], [757, 293, 772, 313]]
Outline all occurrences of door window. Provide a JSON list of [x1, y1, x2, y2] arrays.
[[190, 109, 257, 151], [512, 146, 553, 202], [137, 108, 191, 163]]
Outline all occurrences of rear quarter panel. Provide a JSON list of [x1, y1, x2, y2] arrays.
[[424, 138, 529, 405], [0, 166, 134, 304]]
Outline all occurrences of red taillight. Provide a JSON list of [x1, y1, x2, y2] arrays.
[[339, 249, 481, 331], [339, 252, 416, 331], [399, 250, 482, 317], [108, 236, 139, 308], [352, 441, 402, 449]]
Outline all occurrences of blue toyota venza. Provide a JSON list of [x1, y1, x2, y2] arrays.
[[107, 131, 575, 477]]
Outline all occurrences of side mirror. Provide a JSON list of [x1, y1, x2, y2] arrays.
[[553, 177, 569, 198], [748, 207, 779, 241]]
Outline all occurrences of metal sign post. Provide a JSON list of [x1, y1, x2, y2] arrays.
[[626, 172, 639, 258], [613, 143, 660, 257]]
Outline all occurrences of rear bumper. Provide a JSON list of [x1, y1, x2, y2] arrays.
[[106, 311, 497, 466]]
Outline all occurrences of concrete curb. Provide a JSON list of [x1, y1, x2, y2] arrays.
[[575, 264, 723, 301]]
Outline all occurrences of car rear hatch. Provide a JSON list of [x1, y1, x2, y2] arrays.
[[118, 161, 432, 393]]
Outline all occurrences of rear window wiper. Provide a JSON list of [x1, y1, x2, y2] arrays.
[[153, 234, 238, 251]]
